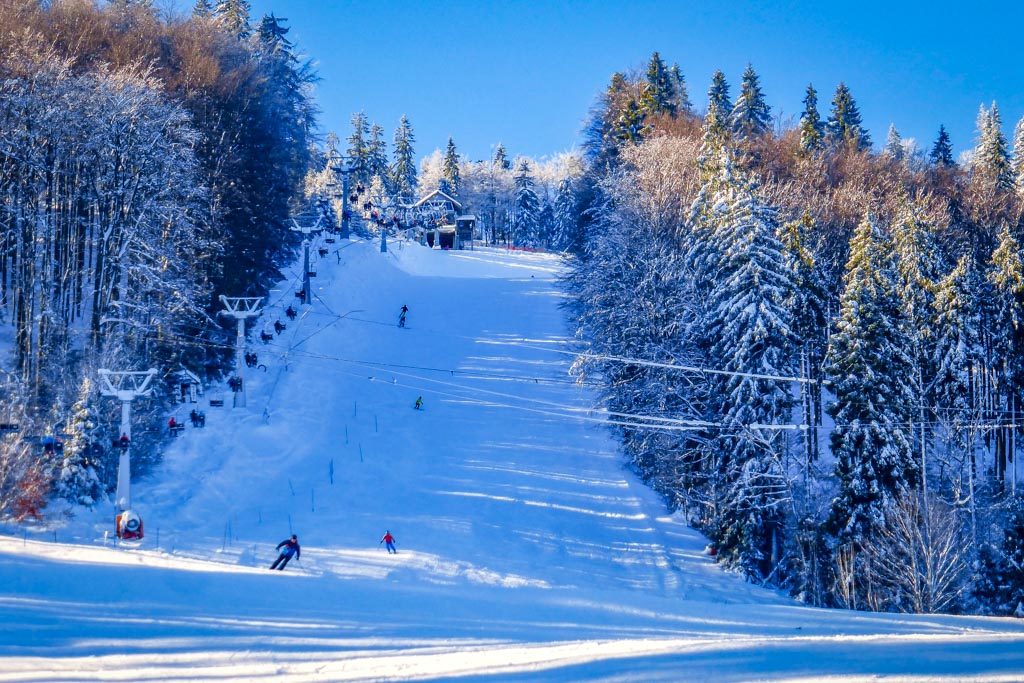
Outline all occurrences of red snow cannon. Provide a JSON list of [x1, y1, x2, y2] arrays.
[[116, 510, 144, 541]]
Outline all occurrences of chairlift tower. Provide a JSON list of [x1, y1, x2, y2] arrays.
[[290, 216, 322, 305], [330, 154, 353, 239], [98, 369, 156, 513], [379, 200, 400, 254], [219, 295, 263, 408]]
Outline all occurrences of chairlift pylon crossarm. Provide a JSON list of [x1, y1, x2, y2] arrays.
[[97, 369, 157, 399], [218, 295, 264, 318]]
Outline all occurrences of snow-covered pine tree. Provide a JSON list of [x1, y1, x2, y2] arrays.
[[192, 0, 213, 18], [257, 12, 290, 54], [493, 142, 511, 170], [617, 95, 648, 146], [975, 496, 1024, 614], [512, 159, 541, 247], [929, 125, 955, 167], [581, 71, 646, 164], [346, 111, 371, 187], [700, 70, 732, 167], [537, 199, 555, 249], [694, 70, 735, 187], [57, 377, 104, 506], [1011, 116, 1024, 197], [255, 12, 315, 177], [442, 136, 461, 196], [988, 226, 1024, 488], [779, 210, 828, 469], [972, 102, 1012, 191], [692, 156, 797, 581], [552, 175, 577, 251], [930, 254, 984, 486], [314, 192, 339, 233], [323, 130, 339, 159], [366, 174, 388, 219], [367, 122, 389, 193], [215, 0, 250, 38], [730, 63, 772, 141], [390, 115, 417, 200], [825, 82, 870, 151], [640, 51, 678, 117], [668, 62, 693, 116], [825, 212, 918, 545], [883, 124, 905, 162], [797, 84, 824, 154], [989, 226, 1024, 370], [892, 199, 942, 493]]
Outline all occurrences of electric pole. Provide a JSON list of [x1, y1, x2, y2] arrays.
[[218, 295, 263, 409], [98, 369, 156, 514]]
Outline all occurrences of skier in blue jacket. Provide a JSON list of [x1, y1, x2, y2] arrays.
[[270, 535, 300, 570]]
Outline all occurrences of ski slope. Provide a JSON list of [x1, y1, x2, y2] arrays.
[[2, 237, 1024, 682]]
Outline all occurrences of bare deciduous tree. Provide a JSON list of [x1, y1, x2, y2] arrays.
[[862, 494, 970, 613]]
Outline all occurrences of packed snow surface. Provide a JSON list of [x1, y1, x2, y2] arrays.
[[2, 237, 1024, 682]]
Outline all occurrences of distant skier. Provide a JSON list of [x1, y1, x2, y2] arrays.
[[270, 534, 300, 570], [398, 305, 408, 328], [414, 396, 423, 410], [380, 530, 397, 554], [285, 305, 297, 321]]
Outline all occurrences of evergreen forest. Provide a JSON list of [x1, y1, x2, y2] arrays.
[[563, 52, 1024, 615]]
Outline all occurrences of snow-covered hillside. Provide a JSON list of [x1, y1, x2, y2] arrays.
[[2, 237, 1024, 682]]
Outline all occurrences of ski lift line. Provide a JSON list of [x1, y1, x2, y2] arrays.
[[339, 312, 819, 388], [293, 347, 585, 385], [102, 332, 1024, 434], [142, 332, 1024, 430], [153, 331, 1024, 430], [310, 354, 604, 392], [288, 309, 365, 350], [353, 361, 607, 417], [344, 366, 700, 432], [342, 354, 809, 431], [348, 366, 816, 433], [263, 270, 306, 311], [299, 350, 600, 389], [344, 359, 1014, 434], [491, 341, 825, 386], [156, 323, 1024, 431], [143, 330, 603, 391], [262, 309, 314, 410]]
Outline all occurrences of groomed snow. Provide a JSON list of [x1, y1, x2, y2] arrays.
[[2, 237, 1024, 682]]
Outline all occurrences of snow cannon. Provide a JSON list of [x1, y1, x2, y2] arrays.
[[116, 510, 144, 541]]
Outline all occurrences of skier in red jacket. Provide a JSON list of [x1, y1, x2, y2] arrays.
[[380, 531, 397, 554]]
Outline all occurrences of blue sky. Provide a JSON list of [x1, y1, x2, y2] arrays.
[[187, 1, 1022, 164]]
